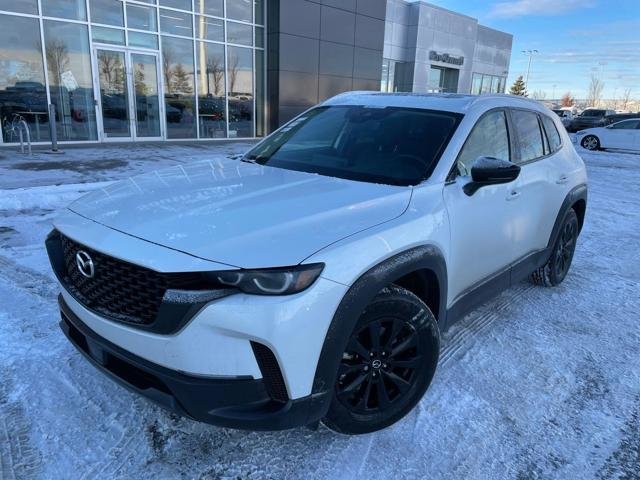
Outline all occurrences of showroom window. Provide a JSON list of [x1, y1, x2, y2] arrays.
[[43, 20, 98, 141], [381, 59, 411, 93], [0, 0, 266, 144], [0, 15, 49, 142], [471, 73, 506, 95], [162, 36, 197, 139]]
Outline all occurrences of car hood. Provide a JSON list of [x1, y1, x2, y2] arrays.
[[68, 159, 412, 268]]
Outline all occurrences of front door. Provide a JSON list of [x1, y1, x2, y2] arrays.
[[95, 48, 163, 141], [444, 109, 518, 302]]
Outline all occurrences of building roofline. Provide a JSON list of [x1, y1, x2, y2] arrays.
[[402, 0, 512, 38]]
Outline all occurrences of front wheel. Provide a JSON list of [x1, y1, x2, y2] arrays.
[[531, 209, 579, 287], [322, 286, 440, 435], [581, 135, 600, 150]]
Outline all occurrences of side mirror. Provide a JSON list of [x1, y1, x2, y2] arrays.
[[463, 156, 521, 196]]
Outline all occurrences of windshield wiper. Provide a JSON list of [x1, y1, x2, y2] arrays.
[[241, 154, 270, 164]]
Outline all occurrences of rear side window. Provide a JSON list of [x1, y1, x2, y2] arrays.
[[609, 119, 640, 130], [511, 110, 544, 163], [457, 110, 510, 176], [541, 115, 562, 153]]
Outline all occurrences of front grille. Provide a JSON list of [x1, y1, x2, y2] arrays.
[[251, 342, 289, 403], [59, 233, 199, 326]]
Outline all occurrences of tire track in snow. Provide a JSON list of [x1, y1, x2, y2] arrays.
[[440, 283, 535, 366], [0, 378, 42, 480], [0, 254, 58, 300]]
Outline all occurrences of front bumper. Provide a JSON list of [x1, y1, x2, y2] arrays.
[[59, 295, 329, 430]]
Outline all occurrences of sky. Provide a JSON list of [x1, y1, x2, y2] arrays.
[[418, 0, 640, 100]]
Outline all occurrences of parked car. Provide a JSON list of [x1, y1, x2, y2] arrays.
[[602, 112, 640, 126], [574, 118, 640, 151], [568, 108, 615, 132], [46, 93, 587, 434], [552, 109, 574, 128]]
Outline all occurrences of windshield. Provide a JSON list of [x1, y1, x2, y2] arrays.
[[580, 109, 605, 117], [244, 106, 463, 186]]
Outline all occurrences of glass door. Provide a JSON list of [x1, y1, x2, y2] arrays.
[[94, 48, 162, 141], [96, 49, 132, 139]]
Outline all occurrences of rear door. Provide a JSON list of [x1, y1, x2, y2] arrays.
[[508, 110, 570, 261], [603, 119, 640, 149]]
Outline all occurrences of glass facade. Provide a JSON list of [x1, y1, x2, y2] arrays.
[[381, 58, 411, 93], [0, 0, 265, 144], [471, 73, 506, 95]]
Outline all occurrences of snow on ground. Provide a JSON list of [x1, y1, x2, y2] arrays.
[[0, 142, 639, 479]]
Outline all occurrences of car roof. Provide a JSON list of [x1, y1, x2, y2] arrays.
[[322, 91, 549, 114]]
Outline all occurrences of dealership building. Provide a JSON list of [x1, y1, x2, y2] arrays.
[[0, 0, 512, 145]]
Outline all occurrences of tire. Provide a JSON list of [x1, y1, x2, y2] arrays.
[[581, 135, 600, 150], [531, 208, 579, 287], [322, 285, 440, 435]]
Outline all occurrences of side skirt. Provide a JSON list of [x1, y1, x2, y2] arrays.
[[444, 247, 550, 330]]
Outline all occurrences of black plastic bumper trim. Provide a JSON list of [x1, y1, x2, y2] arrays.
[[58, 295, 329, 431]]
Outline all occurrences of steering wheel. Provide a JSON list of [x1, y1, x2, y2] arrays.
[[395, 154, 430, 173]]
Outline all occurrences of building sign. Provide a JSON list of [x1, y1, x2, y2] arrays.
[[429, 51, 464, 66]]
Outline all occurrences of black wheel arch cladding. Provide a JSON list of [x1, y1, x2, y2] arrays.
[[548, 183, 587, 250], [311, 245, 447, 414]]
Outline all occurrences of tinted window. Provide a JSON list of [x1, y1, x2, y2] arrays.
[[245, 106, 462, 186], [580, 109, 605, 117], [609, 119, 640, 130], [541, 115, 562, 152], [457, 110, 510, 176], [512, 110, 544, 163]]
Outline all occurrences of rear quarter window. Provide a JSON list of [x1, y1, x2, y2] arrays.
[[540, 115, 562, 153], [511, 110, 544, 163]]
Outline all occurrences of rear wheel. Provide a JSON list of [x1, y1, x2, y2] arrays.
[[531, 209, 579, 287], [581, 135, 600, 150], [322, 286, 440, 434]]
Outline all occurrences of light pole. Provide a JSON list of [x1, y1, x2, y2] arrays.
[[522, 49, 539, 88]]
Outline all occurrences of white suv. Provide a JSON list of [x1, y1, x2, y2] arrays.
[[47, 93, 587, 434]]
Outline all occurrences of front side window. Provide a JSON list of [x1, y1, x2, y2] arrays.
[[608, 119, 640, 130], [246, 106, 462, 186], [541, 115, 562, 152], [457, 110, 510, 176], [511, 110, 544, 163]]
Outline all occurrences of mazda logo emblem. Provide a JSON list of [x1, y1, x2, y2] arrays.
[[76, 250, 95, 278]]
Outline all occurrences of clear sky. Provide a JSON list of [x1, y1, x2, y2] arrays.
[[416, 0, 640, 100]]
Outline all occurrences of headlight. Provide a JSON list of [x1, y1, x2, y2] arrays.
[[208, 263, 324, 295]]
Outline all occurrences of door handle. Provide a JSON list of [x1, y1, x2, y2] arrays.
[[506, 190, 521, 201], [556, 175, 569, 185]]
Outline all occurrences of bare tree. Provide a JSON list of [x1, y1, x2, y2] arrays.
[[560, 92, 575, 108], [163, 47, 175, 94], [206, 57, 225, 96], [228, 53, 239, 94], [620, 88, 632, 111], [586, 75, 605, 107], [45, 39, 70, 84], [98, 52, 124, 90]]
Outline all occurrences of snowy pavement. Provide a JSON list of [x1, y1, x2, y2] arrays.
[[0, 143, 639, 479]]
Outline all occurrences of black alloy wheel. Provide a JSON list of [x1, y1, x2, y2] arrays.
[[336, 317, 421, 413], [531, 208, 580, 287], [554, 217, 577, 280], [322, 286, 440, 434]]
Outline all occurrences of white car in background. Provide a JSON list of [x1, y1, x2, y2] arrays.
[[575, 118, 640, 151]]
